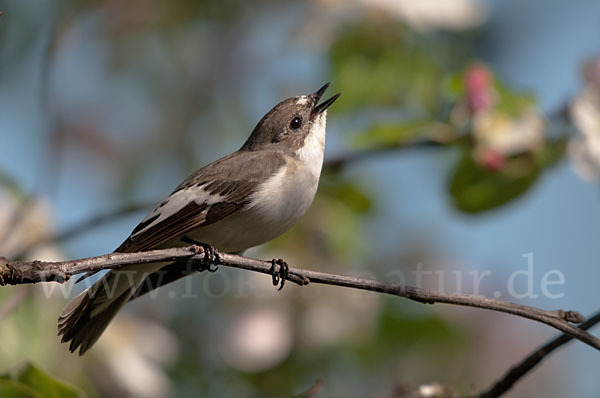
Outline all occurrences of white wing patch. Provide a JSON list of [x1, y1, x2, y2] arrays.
[[131, 184, 225, 238]]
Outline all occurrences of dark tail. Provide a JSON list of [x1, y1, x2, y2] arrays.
[[58, 264, 163, 355]]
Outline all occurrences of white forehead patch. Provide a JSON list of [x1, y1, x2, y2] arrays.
[[296, 96, 309, 105]]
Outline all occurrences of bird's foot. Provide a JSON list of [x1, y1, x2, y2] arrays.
[[182, 236, 220, 272], [270, 259, 288, 291]]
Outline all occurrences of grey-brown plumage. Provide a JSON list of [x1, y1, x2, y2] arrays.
[[115, 151, 286, 253], [58, 83, 340, 355]]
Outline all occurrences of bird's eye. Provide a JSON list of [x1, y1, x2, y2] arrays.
[[290, 116, 302, 130]]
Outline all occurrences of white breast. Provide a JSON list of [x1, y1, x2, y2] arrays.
[[245, 112, 327, 237], [297, 111, 327, 178]]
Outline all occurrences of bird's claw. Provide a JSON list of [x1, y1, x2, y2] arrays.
[[182, 236, 220, 272], [202, 245, 220, 272], [270, 259, 288, 291]]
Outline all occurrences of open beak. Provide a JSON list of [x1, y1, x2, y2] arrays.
[[311, 82, 341, 117]]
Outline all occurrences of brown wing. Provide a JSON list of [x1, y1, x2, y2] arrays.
[[116, 201, 207, 253], [115, 182, 254, 253], [114, 150, 286, 253]]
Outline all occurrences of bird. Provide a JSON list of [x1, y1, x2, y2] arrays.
[[57, 83, 340, 355]]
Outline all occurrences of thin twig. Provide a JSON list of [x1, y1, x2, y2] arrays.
[[477, 310, 600, 398], [323, 139, 447, 171], [13, 202, 152, 259], [50, 202, 151, 243], [0, 246, 597, 351]]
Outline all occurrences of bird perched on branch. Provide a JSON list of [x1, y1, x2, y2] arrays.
[[58, 83, 340, 355]]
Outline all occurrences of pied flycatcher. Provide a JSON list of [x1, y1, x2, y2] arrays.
[[58, 83, 340, 355]]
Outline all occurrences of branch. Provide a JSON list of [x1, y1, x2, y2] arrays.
[[477, 310, 600, 398], [0, 246, 598, 351], [49, 202, 151, 243], [13, 202, 152, 259], [323, 139, 447, 171]]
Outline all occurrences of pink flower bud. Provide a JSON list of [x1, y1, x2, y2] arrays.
[[466, 63, 494, 113], [475, 148, 506, 171]]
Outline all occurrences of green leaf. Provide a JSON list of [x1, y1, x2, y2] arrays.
[[534, 139, 566, 167], [449, 151, 538, 213], [441, 72, 466, 102], [0, 379, 46, 398], [449, 139, 566, 213], [14, 364, 82, 398], [442, 63, 537, 117], [377, 301, 459, 346], [330, 23, 445, 114], [318, 180, 372, 214], [352, 120, 435, 150], [494, 82, 537, 117]]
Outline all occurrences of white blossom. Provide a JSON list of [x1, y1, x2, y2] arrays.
[[219, 308, 293, 372], [569, 85, 600, 180], [0, 190, 62, 261], [96, 316, 179, 398], [316, 0, 488, 31], [473, 109, 545, 156]]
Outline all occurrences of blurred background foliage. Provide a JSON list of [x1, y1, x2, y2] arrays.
[[2, 0, 600, 397]]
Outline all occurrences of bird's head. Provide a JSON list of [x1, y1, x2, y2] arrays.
[[241, 82, 340, 152]]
